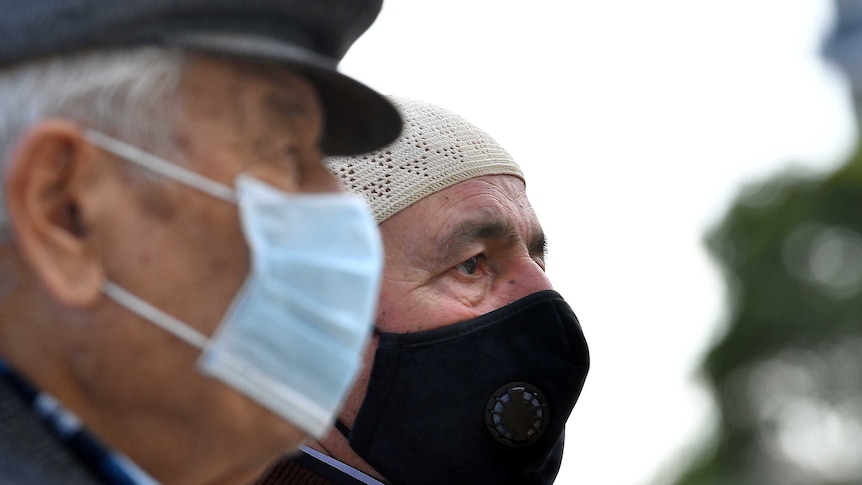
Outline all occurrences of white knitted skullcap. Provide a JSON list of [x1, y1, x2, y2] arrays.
[[326, 96, 524, 223]]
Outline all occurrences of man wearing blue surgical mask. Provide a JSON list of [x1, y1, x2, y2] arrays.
[[0, 1, 401, 484], [257, 97, 590, 485]]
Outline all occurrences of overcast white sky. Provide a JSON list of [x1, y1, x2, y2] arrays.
[[340, 1, 857, 483]]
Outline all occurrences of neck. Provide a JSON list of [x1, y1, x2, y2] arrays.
[[0, 270, 272, 485]]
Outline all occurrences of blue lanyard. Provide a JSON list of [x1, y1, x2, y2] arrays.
[[0, 359, 158, 485]]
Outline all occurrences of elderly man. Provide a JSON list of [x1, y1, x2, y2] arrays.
[[256, 97, 590, 485], [0, 1, 401, 484]]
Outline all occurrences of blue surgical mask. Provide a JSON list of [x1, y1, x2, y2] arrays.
[[85, 130, 383, 438]]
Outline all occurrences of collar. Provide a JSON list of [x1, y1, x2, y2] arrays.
[[0, 358, 159, 485], [297, 445, 386, 485]]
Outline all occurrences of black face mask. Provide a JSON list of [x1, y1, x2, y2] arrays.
[[339, 290, 590, 485]]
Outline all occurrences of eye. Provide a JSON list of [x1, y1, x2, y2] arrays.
[[456, 255, 481, 275]]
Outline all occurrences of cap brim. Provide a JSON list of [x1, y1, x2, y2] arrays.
[[166, 32, 401, 156]]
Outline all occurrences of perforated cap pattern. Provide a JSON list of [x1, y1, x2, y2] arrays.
[[326, 96, 524, 223]]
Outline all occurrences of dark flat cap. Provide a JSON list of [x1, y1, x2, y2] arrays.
[[0, 0, 401, 155]]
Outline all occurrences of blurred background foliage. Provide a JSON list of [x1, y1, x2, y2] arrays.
[[672, 142, 862, 485]]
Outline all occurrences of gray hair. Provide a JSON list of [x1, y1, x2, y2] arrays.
[[0, 47, 188, 237]]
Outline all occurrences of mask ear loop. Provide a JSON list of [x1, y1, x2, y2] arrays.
[[102, 281, 209, 350], [83, 129, 237, 204]]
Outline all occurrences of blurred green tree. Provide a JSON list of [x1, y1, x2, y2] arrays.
[[671, 145, 862, 485]]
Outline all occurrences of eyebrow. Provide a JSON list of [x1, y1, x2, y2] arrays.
[[436, 217, 548, 264], [264, 93, 312, 128], [530, 231, 549, 259]]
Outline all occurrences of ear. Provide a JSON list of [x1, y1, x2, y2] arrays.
[[4, 119, 105, 307]]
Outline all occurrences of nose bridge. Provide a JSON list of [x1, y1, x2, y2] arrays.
[[504, 254, 554, 301]]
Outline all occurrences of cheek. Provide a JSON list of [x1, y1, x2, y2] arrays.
[[377, 283, 487, 333], [128, 195, 250, 334], [178, 209, 250, 326]]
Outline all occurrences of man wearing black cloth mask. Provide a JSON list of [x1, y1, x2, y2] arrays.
[[257, 97, 590, 485]]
